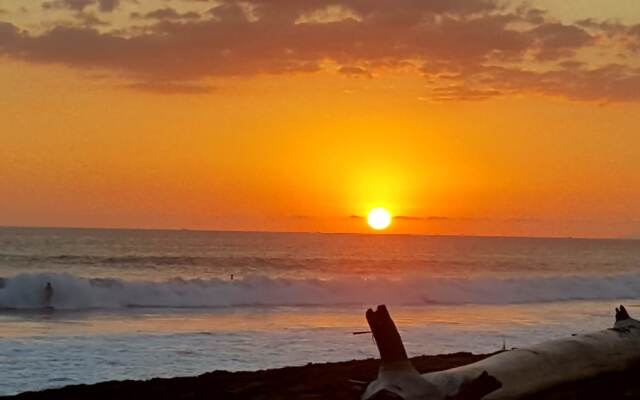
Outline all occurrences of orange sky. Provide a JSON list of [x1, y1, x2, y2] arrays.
[[1, 0, 640, 238]]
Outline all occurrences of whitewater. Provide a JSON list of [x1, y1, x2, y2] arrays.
[[1, 227, 639, 395], [3, 272, 640, 310]]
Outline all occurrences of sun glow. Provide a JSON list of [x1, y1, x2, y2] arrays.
[[367, 208, 392, 230]]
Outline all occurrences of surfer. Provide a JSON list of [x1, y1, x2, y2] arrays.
[[43, 282, 53, 308]]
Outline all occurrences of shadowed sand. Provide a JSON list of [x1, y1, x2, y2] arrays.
[[5, 353, 486, 400], [5, 352, 640, 400]]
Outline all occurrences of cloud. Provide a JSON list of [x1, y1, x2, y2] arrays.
[[98, 0, 119, 13], [430, 86, 502, 102], [42, 0, 93, 11], [434, 63, 640, 102], [395, 216, 451, 221], [130, 8, 201, 21], [75, 12, 109, 27], [338, 66, 372, 78], [527, 22, 593, 60], [349, 215, 452, 221], [124, 81, 215, 94], [42, 0, 120, 12], [1, 0, 638, 100]]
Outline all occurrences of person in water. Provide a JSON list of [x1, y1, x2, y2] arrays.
[[43, 282, 53, 308]]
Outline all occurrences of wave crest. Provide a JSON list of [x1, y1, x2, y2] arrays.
[[1, 272, 640, 310]]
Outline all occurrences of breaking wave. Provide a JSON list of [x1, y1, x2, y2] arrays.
[[1, 272, 640, 310]]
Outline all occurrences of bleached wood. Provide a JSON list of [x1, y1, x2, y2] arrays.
[[362, 305, 640, 400]]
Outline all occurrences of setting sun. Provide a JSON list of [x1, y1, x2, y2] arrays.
[[367, 208, 392, 230]]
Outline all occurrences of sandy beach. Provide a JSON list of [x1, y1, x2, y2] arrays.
[[6, 351, 640, 400], [3, 353, 489, 400]]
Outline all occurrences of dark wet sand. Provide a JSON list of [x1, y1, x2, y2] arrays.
[[5, 352, 640, 400]]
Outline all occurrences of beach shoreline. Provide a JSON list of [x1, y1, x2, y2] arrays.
[[6, 351, 640, 400], [5, 353, 488, 399]]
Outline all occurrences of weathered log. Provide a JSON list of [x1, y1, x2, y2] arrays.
[[366, 305, 408, 363], [362, 304, 640, 400], [363, 305, 444, 400]]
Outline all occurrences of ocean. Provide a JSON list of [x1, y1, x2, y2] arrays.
[[1, 227, 639, 395]]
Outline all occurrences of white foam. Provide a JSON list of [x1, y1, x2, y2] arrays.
[[1, 272, 640, 310]]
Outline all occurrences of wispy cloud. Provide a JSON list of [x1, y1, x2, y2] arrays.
[[123, 81, 215, 94], [394, 216, 451, 221], [130, 8, 202, 21], [349, 215, 544, 223], [42, 0, 120, 12]]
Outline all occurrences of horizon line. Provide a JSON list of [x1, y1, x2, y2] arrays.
[[0, 224, 637, 242]]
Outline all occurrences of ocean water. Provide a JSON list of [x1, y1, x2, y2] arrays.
[[1, 228, 639, 395]]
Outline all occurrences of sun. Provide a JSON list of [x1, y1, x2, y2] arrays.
[[367, 208, 392, 230]]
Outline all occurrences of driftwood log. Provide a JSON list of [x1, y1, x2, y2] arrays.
[[363, 305, 640, 400], [366, 305, 408, 363]]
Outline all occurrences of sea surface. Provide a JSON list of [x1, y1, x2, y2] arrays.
[[1, 227, 640, 395]]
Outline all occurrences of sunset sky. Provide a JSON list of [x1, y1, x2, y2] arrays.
[[1, 0, 640, 237]]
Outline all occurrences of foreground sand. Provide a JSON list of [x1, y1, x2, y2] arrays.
[[5, 352, 640, 400]]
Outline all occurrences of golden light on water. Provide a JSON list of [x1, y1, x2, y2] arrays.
[[367, 208, 392, 230]]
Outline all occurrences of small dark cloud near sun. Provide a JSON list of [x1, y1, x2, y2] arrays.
[[348, 215, 453, 221], [395, 216, 451, 221]]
